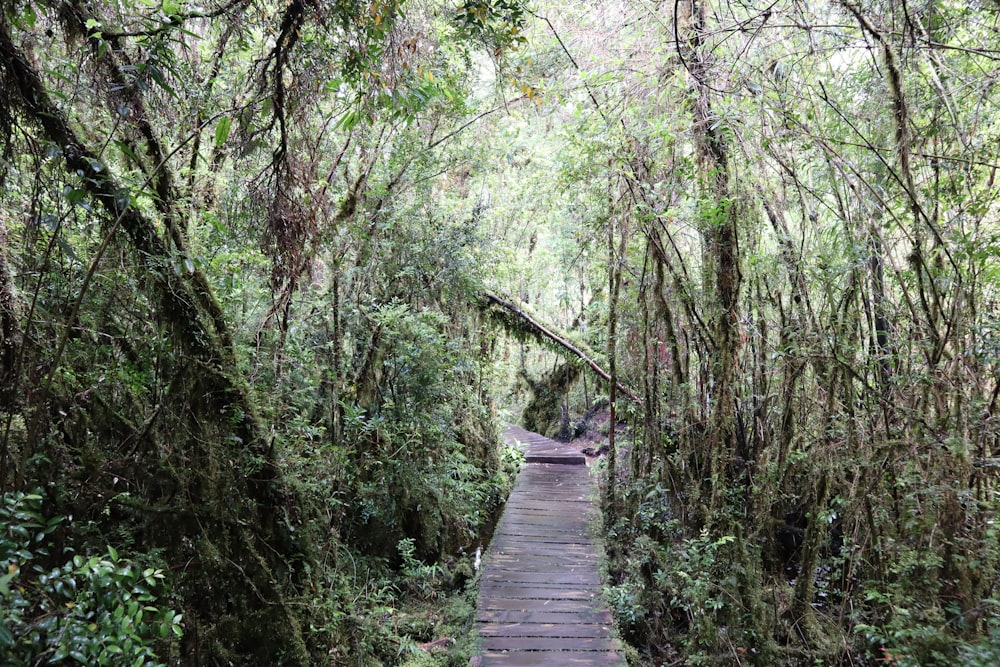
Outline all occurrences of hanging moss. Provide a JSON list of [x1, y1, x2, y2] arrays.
[[479, 291, 640, 402]]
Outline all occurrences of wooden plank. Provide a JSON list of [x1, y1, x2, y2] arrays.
[[476, 651, 624, 666], [479, 580, 603, 591], [504, 426, 588, 464], [496, 512, 584, 521], [501, 510, 590, 520], [500, 516, 591, 527], [485, 563, 601, 574], [487, 538, 595, 548], [477, 598, 597, 613], [479, 614, 609, 639], [492, 529, 594, 539], [482, 571, 601, 585], [488, 540, 596, 551], [476, 609, 613, 624], [489, 535, 596, 545], [480, 637, 620, 651], [485, 565, 601, 575], [497, 522, 589, 533], [487, 551, 599, 560], [487, 545, 599, 558], [478, 622, 613, 638], [478, 586, 601, 600], [494, 530, 590, 541], [486, 551, 598, 561]]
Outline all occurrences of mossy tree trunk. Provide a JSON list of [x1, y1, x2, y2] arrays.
[[0, 17, 309, 665], [521, 362, 581, 439], [681, 0, 743, 518]]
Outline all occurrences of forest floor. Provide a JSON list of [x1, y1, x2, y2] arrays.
[[562, 408, 625, 465]]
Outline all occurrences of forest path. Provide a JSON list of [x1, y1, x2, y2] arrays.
[[472, 426, 626, 666]]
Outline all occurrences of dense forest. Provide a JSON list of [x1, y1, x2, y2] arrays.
[[2, 0, 1000, 665]]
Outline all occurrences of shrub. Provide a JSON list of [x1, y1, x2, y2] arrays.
[[0, 490, 181, 666]]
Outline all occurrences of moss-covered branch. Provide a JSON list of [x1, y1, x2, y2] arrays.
[[481, 292, 641, 403]]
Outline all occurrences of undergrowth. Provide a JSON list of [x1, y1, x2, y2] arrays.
[[299, 529, 489, 666], [601, 437, 1000, 667]]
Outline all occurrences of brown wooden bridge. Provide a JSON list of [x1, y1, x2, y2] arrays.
[[473, 426, 626, 666]]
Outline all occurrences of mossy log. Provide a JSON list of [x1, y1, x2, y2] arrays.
[[520, 362, 581, 439], [480, 292, 640, 403]]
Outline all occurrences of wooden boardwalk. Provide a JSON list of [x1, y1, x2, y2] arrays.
[[473, 427, 625, 666]]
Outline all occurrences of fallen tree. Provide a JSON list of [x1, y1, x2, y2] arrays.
[[480, 291, 641, 404]]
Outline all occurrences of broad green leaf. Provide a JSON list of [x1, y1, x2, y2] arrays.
[[55, 238, 79, 262], [146, 63, 177, 99], [22, 6, 37, 29], [214, 116, 232, 148]]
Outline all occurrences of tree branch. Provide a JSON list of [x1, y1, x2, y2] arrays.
[[482, 292, 641, 403]]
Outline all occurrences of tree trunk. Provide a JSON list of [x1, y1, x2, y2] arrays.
[[606, 211, 622, 521], [0, 22, 309, 665], [0, 217, 20, 492], [680, 0, 743, 514]]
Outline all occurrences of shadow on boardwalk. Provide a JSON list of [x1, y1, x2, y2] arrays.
[[473, 426, 626, 666]]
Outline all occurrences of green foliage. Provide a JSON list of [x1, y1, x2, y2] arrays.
[[7, 0, 1000, 663], [296, 539, 483, 666], [397, 537, 444, 598], [606, 499, 744, 665], [847, 508, 1000, 667], [455, 0, 528, 57], [959, 626, 1000, 667], [0, 490, 181, 666]]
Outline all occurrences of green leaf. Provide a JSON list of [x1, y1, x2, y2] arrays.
[[55, 237, 79, 263], [214, 116, 231, 148], [114, 140, 139, 164], [0, 572, 15, 597], [64, 187, 88, 205], [0, 624, 14, 648], [22, 6, 37, 29], [146, 63, 177, 99], [334, 108, 361, 132]]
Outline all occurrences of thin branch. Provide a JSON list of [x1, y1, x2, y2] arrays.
[[426, 99, 522, 150], [100, 0, 250, 39]]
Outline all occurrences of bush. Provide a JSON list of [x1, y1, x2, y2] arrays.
[[0, 490, 181, 666]]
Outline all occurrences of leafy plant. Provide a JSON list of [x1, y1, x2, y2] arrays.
[[398, 537, 444, 598], [0, 490, 181, 666]]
